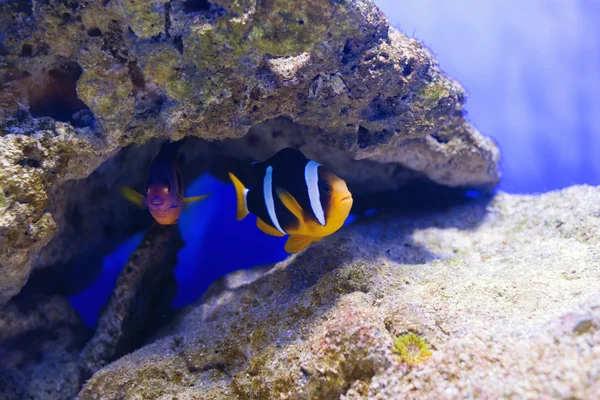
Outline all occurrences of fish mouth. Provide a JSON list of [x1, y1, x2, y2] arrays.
[[341, 195, 353, 203], [149, 205, 173, 214]]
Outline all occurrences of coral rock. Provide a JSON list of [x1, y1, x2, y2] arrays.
[[0, 294, 88, 400], [78, 186, 600, 399], [80, 223, 184, 379], [1, 0, 499, 303]]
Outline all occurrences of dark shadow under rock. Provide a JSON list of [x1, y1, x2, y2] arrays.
[[0, 294, 89, 400]]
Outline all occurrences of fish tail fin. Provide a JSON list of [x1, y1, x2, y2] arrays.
[[183, 194, 211, 205], [228, 172, 249, 221], [119, 186, 145, 208]]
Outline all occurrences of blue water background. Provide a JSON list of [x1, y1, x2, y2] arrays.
[[377, 0, 600, 193], [70, 0, 600, 326]]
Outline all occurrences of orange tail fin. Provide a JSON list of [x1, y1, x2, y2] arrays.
[[228, 172, 249, 221]]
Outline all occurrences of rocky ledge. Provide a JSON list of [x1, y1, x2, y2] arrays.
[[78, 185, 600, 399], [0, 0, 499, 305]]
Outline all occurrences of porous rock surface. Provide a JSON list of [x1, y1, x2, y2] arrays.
[[0, 294, 88, 400], [1, 0, 499, 304], [0, 120, 105, 304], [78, 185, 600, 399], [80, 223, 184, 379]]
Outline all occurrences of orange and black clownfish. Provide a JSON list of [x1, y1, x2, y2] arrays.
[[228, 148, 353, 253], [120, 141, 210, 225]]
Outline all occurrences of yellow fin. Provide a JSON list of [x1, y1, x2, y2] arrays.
[[256, 217, 285, 237], [184, 194, 211, 205], [119, 186, 145, 208], [276, 188, 305, 222], [284, 235, 314, 254], [228, 172, 249, 221]]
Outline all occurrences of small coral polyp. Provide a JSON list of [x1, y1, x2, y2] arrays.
[[393, 333, 432, 364]]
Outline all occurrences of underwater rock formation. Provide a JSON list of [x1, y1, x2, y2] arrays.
[[0, 294, 88, 400], [78, 186, 600, 399], [80, 223, 184, 378], [0, 119, 105, 304], [1, 0, 499, 304]]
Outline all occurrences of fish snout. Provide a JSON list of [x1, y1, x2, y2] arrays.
[[150, 196, 165, 206], [340, 191, 353, 204]]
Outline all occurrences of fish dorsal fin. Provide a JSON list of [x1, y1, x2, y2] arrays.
[[256, 217, 286, 237], [284, 235, 314, 254], [265, 148, 307, 168], [119, 186, 145, 208], [184, 194, 211, 205], [276, 188, 305, 223]]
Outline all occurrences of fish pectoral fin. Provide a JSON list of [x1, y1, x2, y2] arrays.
[[184, 194, 211, 205], [119, 186, 145, 208], [229, 172, 250, 221], [284, 235, 314, 254], [276, 188, 305, 222], [256, 217, 285, 237]]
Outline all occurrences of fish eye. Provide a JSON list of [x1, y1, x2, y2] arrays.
[[322, 182, 332, 194]]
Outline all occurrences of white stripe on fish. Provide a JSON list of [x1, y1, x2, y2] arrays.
[[305, 160, 326, 226], [264, 166, 286, 234]]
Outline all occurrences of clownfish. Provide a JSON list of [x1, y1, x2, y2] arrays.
[[120, 141, 210, 225], [228, 148, 353, 253]]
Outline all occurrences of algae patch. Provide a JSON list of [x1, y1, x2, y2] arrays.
[[393, 333, 432, 364]]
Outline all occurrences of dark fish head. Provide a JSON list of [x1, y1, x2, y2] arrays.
[[145, 182, 182, 224]]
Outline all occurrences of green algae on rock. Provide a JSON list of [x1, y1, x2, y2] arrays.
[[392, 333, 432, 364], [77, 186, 600, 399]]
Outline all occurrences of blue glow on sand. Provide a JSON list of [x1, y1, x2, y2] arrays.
[[343, 213, 358, 226], [465, 190, 480, 199]]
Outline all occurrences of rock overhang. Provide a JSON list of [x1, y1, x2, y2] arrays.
[[0, 0, 500, 304]]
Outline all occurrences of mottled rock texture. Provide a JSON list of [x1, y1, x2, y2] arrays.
[[1, 0, 499, 304], [0, 294, 88, 400], [78, 186, 600, 399], [80, 223, 184, 379], [0, 119, 105, 303]]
